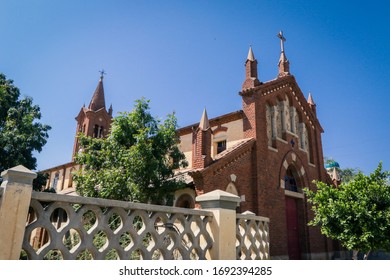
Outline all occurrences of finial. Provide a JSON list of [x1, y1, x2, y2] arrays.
[[99, 69, 106, 81], [277, 31, 286, 53]]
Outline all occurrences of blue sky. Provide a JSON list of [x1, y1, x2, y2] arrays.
[[1, 0, 389, 174]]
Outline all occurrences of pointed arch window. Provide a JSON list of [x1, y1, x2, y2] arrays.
[[278, 100, 286, 136], [285, 167, 299, 192], [93, 125, 104, 138], [289, 107, 296, 134]]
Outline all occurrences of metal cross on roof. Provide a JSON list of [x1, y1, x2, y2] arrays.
[[277, 31, 286, 52], [99, 69, 106, 80]]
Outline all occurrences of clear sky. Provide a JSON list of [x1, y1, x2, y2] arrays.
[[1, 0, 389, 174]]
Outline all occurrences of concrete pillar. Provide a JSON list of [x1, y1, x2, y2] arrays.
[[196, 189, 241, 260], [0, 165, 36, 259]]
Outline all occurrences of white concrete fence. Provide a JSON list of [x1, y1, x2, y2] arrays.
[[0, 165, 270, 260]]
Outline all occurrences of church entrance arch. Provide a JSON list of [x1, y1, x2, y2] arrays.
[[279, 152, 308, 259]]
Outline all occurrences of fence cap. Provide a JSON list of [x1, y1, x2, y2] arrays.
[[241, 210, 256, 216], [196, 189, 241, 210], [1, 165, 37, 185]]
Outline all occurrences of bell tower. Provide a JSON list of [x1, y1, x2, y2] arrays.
[[72, 71, 113, 159]]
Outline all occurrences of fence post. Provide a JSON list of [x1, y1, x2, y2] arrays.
[[196, 189, 241, 260], [0, 165, 36, 260]]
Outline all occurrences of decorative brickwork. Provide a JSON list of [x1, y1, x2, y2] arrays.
[[180, 44, 334, 259]]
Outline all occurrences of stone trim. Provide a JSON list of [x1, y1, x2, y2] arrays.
[[284, 190, 304, 199]]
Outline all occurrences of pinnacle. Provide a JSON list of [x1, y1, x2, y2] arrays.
[[199, 108, 210, 131], [247, 46, 255, 61], [307, 92, 315, 105]]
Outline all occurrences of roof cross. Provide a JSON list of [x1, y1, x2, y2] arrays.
[[277, 31, 286, 53], [99, 69, 106, 80]]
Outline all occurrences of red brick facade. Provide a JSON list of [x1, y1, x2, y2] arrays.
[[176, 46, 334, 259]]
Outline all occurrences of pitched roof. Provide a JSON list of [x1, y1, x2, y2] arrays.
[[188, 138, 255, 179], [177, 110, 243, 136], [214, 138, 255, 161], [88, 77, 106, 111]]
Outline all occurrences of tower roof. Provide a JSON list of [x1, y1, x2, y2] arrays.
[[199, 108, 210, 131], [325, 160, 340, 169], [88, 74, 106, 111], [247, 46, 255, 61]]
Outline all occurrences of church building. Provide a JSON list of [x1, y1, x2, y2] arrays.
[[41, 32, 335, 259]]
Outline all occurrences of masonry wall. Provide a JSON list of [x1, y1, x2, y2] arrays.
[[240, 76, 332, 259], [192, 143, 257, 213]]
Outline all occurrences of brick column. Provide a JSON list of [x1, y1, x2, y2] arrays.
[[196, 189, 241, 260], [0, 165, 36, 259]]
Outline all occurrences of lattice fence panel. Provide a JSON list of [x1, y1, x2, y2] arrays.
[[236, 214, 270, 260], [22, 192, 213, 260]]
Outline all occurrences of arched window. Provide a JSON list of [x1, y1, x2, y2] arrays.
[[278, 100, 286, 136], [51, 171, 60, 191], [289, 107, 296, 134], [271, 106, 277, 138], [93, 125, 104, 138], [93, 125, 99, 138], [284, 167, 300, 193], [68, 168, 75, 188], [266, 104, 272, 146]]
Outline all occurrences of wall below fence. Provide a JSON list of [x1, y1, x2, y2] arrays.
[[0, 165, 270, 260]]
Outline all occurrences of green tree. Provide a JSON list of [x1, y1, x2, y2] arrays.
[[0, 73, 51, 175], [305, 162, 390, 259], [73, 98, 188, 204]]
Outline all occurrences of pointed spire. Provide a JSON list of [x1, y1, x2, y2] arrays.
[[307, 92, 315, 105], [247, 46, 255, 61], [277, 31, 290, 77], [307, 92, 317, 115], [199, 108, 210, 131], [192, 108, 213, 169], [88, 72, 106, 111], [242, 46, 261, 90]]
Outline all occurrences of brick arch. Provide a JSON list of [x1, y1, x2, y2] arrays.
[[175, 193, 195, 209], [212, 125, 228, 134], [276, 93, 287, 102], [279, 151, 309, 191]]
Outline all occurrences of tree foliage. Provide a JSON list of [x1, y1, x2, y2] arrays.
[[0, 73, 51, 174], [305, 162, 390, 258], [73, 98, 188, 204]]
